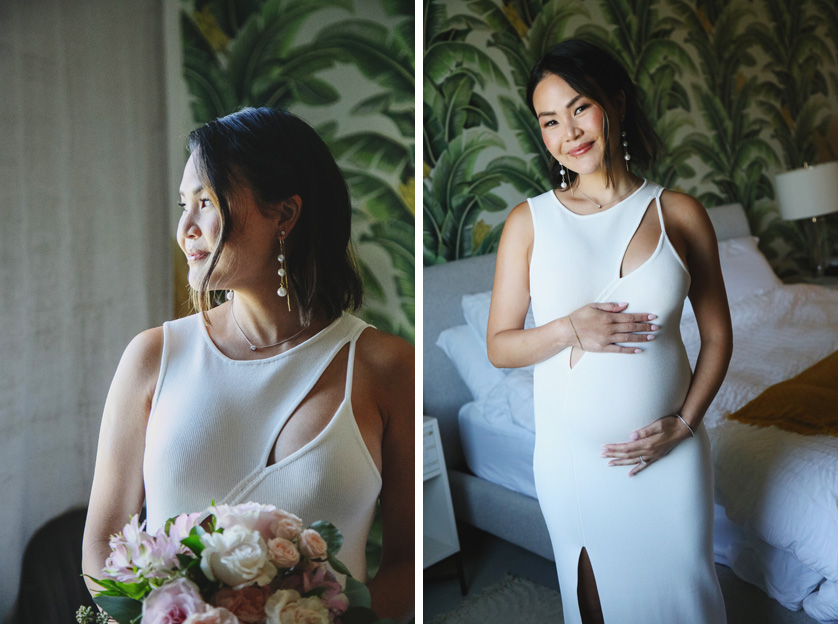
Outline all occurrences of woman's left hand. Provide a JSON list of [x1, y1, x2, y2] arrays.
[[601, 415, 692, 477]]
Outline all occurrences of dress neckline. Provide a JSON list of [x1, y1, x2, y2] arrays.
[[549, 179, 648, 217], [197, 312, 345, 364]]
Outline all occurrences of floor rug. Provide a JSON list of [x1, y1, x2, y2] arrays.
[[428, 574, 564, 624]]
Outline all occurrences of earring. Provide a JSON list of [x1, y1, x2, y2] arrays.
[[277, 232, 290, 312], [621, 131, 631, 171], [559, 162, 568, 189]]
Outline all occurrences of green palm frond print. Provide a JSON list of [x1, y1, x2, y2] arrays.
[[423, 0, 838, 277], [181, 0, 415, 342]]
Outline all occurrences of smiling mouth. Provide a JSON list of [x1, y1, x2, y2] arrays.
[[186, 251, 209, 263], [567, 142, 594, 158]]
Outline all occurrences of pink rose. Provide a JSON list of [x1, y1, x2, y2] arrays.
[[266, 537, 300, 569], [210, 503, 287, 542], [281, 568, 348, 615], [270, 510, 304, 541], [183, 607, 239, 624], [298, 529, 328, 563], [142, 577, 207, 624], [214, 586, 270, 623]]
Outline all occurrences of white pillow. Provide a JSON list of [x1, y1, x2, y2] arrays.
[[483, 368, 535, 431], [683, 236, 781, 318], [436, 324, 506, 400], [462, 291, 535, 347]]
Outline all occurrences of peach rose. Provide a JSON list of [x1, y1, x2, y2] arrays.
[[267, 537, 301, 568], [298, 529, 327, 562], [270, 510, 304, 541], [214, 586, 270, 623]]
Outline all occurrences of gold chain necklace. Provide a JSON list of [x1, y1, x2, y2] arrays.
[[571, 178, 640, 210], [229, 298, 308, 351]]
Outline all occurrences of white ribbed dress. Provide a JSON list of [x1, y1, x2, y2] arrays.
[[528, 181, 726, 623], [143, 313, 381, 581]]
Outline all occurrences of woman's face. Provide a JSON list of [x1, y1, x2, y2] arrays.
[[532, 73, 612, 176], [177, 152, 278, 292]]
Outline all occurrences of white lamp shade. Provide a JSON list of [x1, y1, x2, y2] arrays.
[[775, 161, 838, 220]]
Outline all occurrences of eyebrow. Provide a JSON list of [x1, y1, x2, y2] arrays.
[[536, 94, 584, 119], [178, 185, 204, 198]]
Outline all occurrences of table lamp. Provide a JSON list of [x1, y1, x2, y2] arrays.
[[775, 161, 838, 276]]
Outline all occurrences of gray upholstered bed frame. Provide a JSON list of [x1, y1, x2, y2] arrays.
[[422, 202, 752, 560]]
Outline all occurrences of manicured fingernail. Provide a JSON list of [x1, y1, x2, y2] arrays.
[[634, 348, 642, 353], [646, 334, 655, 341], [650, 324, 660, 330], [600, 452, 607, 457], [630, 432, 639, 440], [648, 314, 657, 320], [619, 302, 629, 306]]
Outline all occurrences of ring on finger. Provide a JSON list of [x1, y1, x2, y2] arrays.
[[639, 456, 647, 466]]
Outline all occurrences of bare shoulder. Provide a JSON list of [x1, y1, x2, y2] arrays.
[[111, 326, 165, 404], [659, 189, 712, 230], [504, 200, 534, 235], [354, 328, 413, 425], [355, 327, 414, 378], [660, 189, 716, 243]]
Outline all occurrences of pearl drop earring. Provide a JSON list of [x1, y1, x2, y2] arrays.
[[277, 232, 290, 311], [559, 162, 568, 189]]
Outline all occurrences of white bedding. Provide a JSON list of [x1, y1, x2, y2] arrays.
[[454, 284, 838, 622]]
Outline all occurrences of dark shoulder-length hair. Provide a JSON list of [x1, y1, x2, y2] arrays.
[[525, 39, 662, 190], [186, 107, 362, 325]]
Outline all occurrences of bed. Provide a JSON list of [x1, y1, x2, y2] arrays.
[[423, 202, 838, 622]]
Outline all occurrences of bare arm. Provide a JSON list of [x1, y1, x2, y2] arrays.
[[603, 192, 733, 475], [81, 328, 162, 594], [674, 193, 733, 431], [359, 332, 414, 621], [487, 202, 660, 368]]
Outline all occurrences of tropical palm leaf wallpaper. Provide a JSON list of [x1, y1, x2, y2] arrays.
[[423, 0, 838, 277], [179, 0, 415, 341]]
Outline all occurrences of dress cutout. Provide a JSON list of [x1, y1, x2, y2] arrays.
[[144, 313, 381, 582], [528, 181, 726, 623]]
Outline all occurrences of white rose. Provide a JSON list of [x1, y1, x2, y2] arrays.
[[200, 525, 277, 589], [265, 589, 301, 624], [265, 590, 330, 624]]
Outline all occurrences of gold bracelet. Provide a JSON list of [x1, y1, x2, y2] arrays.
[[675, 414, 695, 437], [567, 316, 584, 350]]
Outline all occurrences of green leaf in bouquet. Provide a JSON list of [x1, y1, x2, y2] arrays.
[[92, 595, 142, 624], [181, 526, 206, 556], [327, 552, 352, 577], [309, 520, 343, 555], [344, 575, 372, 609], [85, 576, 148, 601]]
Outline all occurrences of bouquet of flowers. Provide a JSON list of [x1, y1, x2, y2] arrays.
[[77, 502, 394, 624]]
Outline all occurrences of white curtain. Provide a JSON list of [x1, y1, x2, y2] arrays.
[[0, 0, 171, 618]]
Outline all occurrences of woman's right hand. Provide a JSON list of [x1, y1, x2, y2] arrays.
[[566, 302, 659, 353]]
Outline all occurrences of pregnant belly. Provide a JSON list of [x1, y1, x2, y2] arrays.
[[535, 334, 692, 447]]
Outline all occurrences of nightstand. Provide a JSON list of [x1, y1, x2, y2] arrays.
[[423, 416, 467, 594]]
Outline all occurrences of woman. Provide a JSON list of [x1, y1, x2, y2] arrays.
[[81, 107, 414, 619], [487, 41, 732, 623]]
